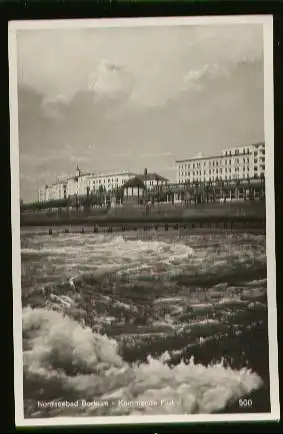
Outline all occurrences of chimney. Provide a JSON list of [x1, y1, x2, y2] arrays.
[[144, 168, 148, 177]]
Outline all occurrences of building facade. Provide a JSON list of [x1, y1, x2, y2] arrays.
[[133, 169, 168, 190], [176, 143, 265, 184], [120, 170, 168, 205], [38, 166, 137, 203], [38, 166, 169, 203]]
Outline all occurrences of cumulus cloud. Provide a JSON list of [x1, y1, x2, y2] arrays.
[[16, 23, 264, 201], [183, 63, 231, 91], [16, 23, 263, 108], [88, 59, 133, 100]]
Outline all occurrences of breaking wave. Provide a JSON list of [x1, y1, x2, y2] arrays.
[[21, 230, 269, 417], [23, 307, 263, 417]]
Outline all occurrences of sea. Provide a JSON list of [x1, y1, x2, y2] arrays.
[[20, 227, 270, 418]]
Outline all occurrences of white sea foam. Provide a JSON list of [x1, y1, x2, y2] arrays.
[[22, 307, 263, 417], [21, 233, 266, 286]]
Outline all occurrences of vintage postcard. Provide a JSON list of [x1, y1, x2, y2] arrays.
[[9, 16, 279, 427]]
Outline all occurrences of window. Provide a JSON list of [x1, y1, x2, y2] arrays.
[[254, 159, 258, 164]]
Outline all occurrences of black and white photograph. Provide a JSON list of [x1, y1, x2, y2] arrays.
[[9, 16, 279, 426]]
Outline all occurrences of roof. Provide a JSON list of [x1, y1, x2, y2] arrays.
[[41, 171, 138, 189], [176, 154, 226, 163], [176, 143, 265, 164], [122, 176, 146, 189], [121, 172, 169, 189], [79, 171, 137, 179], [137, 173, 169, 181]]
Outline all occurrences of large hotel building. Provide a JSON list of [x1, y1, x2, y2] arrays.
[[176, 143, 265, 184], [38, 167, 168, 203], [38, 168, 138, 202]]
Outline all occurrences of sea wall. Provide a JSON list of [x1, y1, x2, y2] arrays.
[[20, 200, 265, 229]]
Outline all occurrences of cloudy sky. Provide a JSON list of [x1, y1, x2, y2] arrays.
[[16, 22, 264, 202]]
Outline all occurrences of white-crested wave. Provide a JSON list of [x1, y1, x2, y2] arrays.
[[23, 307, 263, 417]]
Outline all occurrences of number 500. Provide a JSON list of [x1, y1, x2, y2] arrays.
[[239, 399, 253, 408]]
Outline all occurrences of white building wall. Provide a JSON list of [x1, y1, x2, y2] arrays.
[[176, 143, 265, 184], [90, 172, 135, 192], [38, 187, 46, 202], [38, 171, 137, 202]]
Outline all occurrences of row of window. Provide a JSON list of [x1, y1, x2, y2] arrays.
[[224, 146, 265, 157], [180, 165, 254, 176], [179, 172, 265, 182], [224, 148, 251, 156], [178, 157, 255, 170], [91, 177, 122, 185]]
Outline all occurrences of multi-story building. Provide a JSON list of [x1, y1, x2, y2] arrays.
[[176, 143, 265, 184], [37, 166, 169, 203], [37, 166, 137, 203]]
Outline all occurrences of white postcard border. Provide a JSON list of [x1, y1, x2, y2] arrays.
[[9, 14, 279, 427]]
